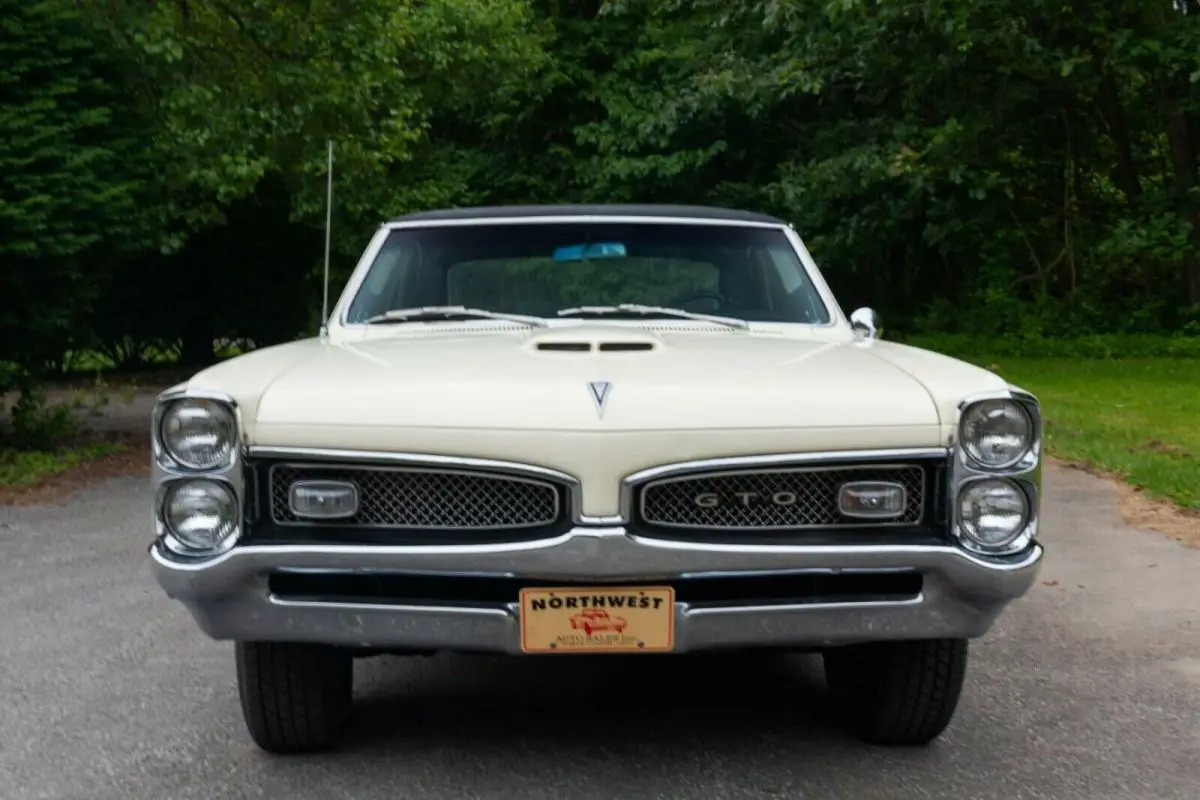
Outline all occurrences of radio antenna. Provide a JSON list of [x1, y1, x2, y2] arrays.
[[320, 138, 333, 339]]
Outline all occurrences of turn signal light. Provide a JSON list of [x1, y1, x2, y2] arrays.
[[837, 481, 907, 519], [288, 480, 360, 520]]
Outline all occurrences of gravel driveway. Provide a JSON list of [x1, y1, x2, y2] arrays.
[[1, 465, 1197, 800]]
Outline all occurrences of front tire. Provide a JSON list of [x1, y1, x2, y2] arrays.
[[822, 638, 968, 746], [235, 641, 354, 754]]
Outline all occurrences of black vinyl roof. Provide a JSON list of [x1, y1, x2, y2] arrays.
[[389, 204, 787, 225]]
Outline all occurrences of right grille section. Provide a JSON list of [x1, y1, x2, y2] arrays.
[[638, 465, 925, 530]]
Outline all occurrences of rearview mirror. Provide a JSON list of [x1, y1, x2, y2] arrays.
[[553, 242, 627, 262], [850, 307, 881, 340]]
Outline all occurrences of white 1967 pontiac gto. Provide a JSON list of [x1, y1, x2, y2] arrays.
[[148, 204, 1043, 753]]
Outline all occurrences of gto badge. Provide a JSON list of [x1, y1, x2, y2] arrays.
[[587, 380, 612, 418], [694, 491, 801, 507]]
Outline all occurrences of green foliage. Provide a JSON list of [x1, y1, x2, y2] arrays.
[[0, 0, 156, 368], [4, 381, 80, 451], [91, 0, 551, 254], [979, 358, 1200, 510], [574, 0, 1200, 334], [899, 332, 1200, 361], [0, 442, 123, 489]]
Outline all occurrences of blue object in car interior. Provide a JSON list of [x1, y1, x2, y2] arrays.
[[553, 242, 627, 262]]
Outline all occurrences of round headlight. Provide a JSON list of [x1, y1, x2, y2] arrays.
[[164, 479, 239, 551], [957, 478, 1029, 550], [960, 399, 1032, 469], [160, 398, 237, 470]]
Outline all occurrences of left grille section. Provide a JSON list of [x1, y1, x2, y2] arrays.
[[269, 464, 563, 530]]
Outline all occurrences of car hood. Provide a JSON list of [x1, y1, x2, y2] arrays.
[[183, 324, 1009, 515], [240, 327, 939, 424]]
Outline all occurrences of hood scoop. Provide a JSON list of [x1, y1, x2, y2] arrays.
[[535, 341, 656, 353], [537, 341, 592, 352], [526, 324, 662, 355]]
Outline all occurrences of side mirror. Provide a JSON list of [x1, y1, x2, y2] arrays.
[[850, 307, 881, 340]]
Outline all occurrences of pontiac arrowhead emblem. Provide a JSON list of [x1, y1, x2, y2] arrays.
[[587, 381, 612, 418]]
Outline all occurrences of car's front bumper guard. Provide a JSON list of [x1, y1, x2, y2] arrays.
[[150, 526, 1044, 652]]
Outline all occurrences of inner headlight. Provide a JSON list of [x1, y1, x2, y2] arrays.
[[957, 478, 1029, 550], [160, 398, 237, 470], [164, 479, 239, 551], [960, 399, 1032, 469]]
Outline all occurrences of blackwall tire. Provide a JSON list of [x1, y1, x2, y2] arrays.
[[235, 641, 354, 754], [822, 638, 968, 746]]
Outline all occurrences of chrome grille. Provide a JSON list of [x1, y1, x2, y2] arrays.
[[637, 465, 925, 529], [269, 465, 562, 529]]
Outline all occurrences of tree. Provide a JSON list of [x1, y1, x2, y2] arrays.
[[0, 0, 156, 375]]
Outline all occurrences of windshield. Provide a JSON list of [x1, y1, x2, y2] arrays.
[[343, 222, 831, 325]]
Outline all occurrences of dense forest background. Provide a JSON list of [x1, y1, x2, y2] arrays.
[[4, 0, 1200, 385]]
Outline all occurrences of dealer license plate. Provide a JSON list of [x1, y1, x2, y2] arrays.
[[518, 586, 675, 654]]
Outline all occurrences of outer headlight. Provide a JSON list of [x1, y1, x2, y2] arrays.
[[957, 478, 1029, 551], [160, 398, 237, 470], [959, 399, 1033, 469], [163, 479, 239, 551]]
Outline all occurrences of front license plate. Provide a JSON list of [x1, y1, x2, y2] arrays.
[[519, 586, 675, 654]]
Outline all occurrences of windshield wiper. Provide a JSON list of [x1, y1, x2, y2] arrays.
[[555, 303, 750, 330], [363, 305, 548, 327]]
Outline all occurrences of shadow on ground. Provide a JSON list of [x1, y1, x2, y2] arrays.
[[345, 650, 838, 750]]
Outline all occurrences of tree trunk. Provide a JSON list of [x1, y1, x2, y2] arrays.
[[1097, 71, 1142, 203], [1165, 104, 1199, 305]]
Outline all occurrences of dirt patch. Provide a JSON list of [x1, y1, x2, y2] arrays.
[[1114, 483, 1200, 549], [0, 432, 150, 506], [1129, 439, 1194, 460], [1, 381, 170, 506], [1047, 456, 1200, 548]]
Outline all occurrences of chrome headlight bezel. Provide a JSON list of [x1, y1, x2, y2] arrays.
[[954, 476, 1034, 555], [957, 396, 1037, 471], [151, 387, 245, 557], [155, 394, 239, 472], [155, 477, 242, 556], [949, 388, 1042, 556]]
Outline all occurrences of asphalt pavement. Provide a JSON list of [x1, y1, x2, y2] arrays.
[[1, 466, 1197, 800]]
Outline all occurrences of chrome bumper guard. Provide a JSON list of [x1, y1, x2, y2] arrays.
[[151, 525, 1043, 653]]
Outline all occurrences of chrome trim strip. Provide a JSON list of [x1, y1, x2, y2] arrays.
[[328, 225, 392, 334], [619, 447, 949, 523], [267, 461, 562, 531], [152, 527, 1043, 578], [247, 446, 578, 485], [779, 224, 843, 330], [383, 215, 788, 230], [636, 464, 926, 531]]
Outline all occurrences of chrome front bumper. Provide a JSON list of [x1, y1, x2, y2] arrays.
[[151, 525, 1044, 653]]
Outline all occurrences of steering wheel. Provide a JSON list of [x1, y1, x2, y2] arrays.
[[668, 290, 730, 311]]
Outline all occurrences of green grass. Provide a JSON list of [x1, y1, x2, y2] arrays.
[[0, 443, 126, 489], [972, 358, 1200, 510]]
